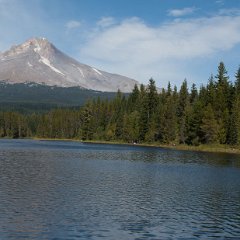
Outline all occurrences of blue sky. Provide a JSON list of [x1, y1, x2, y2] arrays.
[[1, 0, 240, 88]]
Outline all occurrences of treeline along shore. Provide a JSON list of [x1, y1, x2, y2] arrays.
[[1, 62, 240, 153]]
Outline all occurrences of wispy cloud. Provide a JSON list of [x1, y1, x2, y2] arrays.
[[216, 0, 224, 6], [79, 15, 240, 86], [97, 17, 115, 28], [65, 20, 82, 29], [218, 8, 240, 16], [167, 7, 197, 17]]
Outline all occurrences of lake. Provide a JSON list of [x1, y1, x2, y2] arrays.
[[0, 139, 239, 239]]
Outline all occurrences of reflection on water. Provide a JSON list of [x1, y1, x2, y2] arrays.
[[0, 139, 240, 239]]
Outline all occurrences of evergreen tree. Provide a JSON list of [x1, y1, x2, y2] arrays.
[[227, 112, 238, 145], [167, 81, 172, 97], [235, 66, 240, 95], [147, 78, 158, 119], [233, 97, 240, 144], [80, 101, 95, 140], [206, 75, 216, 106], [215, 62, 230, 111], [123, 111, 140, 142], [190, 83, 198, 103], [127, 84, 140, 112], [200, 104, 219, 144], [177, 79, 188, 118], [177, 79, 189, 143], [186, 101, 203, 146], [163, 96, 177, 143], [214, 62, 230, 144]]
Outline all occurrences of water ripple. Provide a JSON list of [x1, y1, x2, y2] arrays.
[[0, 139, 239, 239]]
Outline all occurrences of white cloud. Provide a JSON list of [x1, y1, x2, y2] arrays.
[[97, 17, 115, 28], [65, 20, 82, 29], [168, 7, 196, 17], [79, 15, 240, 86]]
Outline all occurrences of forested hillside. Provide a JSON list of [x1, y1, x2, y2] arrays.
[[0, 82, 117, 113], [1, 62, 240, 146]]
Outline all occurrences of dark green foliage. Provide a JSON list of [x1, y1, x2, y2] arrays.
[[123, 111, 140, 142], [177, 79, 189, 144], [0, 62, 239, 147], [200, 104, 219, 144], [190, 83, 198, 103], [186, 101, 203, 146], [235, 67, 240, 95], [177, 79, 189, 118], [0, 82, 118, 113]]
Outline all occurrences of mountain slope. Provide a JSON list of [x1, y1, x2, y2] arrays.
[[0, 38, 139, 92]]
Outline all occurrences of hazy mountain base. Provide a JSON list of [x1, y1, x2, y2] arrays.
[[0, 82, 119, 113]]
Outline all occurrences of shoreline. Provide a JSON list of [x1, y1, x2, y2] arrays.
[[30, 137, 240, 155]]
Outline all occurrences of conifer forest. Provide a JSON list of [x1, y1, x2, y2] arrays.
[[1, 62, 240, 147]]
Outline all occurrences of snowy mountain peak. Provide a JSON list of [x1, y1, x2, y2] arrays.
[[0, 38, 140, 92], [22, 37, 51, 49], [2, 37, 55, 59]]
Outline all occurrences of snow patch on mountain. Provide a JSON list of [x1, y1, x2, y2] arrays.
[[34, 46, 41, 52], [39, 56, 65, 76], [78, 67, 85, 78], [92, 67, 103, 76]]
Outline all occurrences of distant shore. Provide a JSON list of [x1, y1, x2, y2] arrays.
[[31, 137, 240, 155]]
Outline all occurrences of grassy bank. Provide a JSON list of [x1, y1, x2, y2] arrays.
[[85, 140, 240, 154], [31, 137, 240, 155]]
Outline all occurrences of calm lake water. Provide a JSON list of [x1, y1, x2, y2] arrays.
[[0, 139, 240, 240]]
